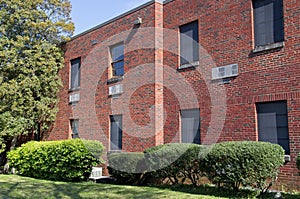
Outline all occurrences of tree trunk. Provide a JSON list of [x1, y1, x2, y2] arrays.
[[1, 136, 17, 173]]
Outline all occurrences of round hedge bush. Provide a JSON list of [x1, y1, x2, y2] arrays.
[[7, 139, 104, 181], [107, 143, 206, 186], [201, 141, 285, 191], [144, 143, 206, 185], [107, 152, 146, 185]]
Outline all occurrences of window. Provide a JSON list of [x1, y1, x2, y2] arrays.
[[256, 101, 290, 154], [180, 109, 200, 144], [110, 115, 122, 150], [70, 119, 79, 139], [111, 44, 124, 77], [180, 21, 199, 65], [70, 58, 81, 89], [253, 0, 284, 46]]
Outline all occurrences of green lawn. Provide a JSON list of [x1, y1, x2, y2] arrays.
[[0, 174, 299, 199]]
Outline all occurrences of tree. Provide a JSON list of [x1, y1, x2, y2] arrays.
[[0, 0, 74, 163]]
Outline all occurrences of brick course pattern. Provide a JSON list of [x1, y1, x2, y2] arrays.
[[48, 0, 300, 190]]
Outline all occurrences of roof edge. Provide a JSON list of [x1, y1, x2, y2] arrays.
[[163, 0, 174, 4], [71, 0, 174, 40], [71, 1, 155, 40]]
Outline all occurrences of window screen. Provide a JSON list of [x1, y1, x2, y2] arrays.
[[181, 109, 200, 144], [110, 115, 122, 150], [70, 58, 81, 89], [180, 21, 199, 65], [70, 119, 79, 139], [256, 101, 290, 154], [111, 44, 124, 77], [253, 0, 284, 46]]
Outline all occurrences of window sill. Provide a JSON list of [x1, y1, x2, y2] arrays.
[[178, 61, 199, 70], [107, 76, 124, 84], [212, 77, 234, 85], [71, 134, 79, 139], [252, 42, 284, 53], [107, 150, 122, 155], [68, 87, 80, 93], [110, 94, 122, 99]]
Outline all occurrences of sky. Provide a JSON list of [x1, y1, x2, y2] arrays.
[[70, 0, 151, 36]]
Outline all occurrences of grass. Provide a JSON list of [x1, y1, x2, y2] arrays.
[[0, 174, 299, 199]]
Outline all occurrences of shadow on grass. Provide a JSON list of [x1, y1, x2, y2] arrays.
[[150, 184, 255, 199], [151, 184, 300, 199], [0, 175, 176, 199], [0, 175, 299, 199]]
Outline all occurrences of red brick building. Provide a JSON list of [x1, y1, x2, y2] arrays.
[[49, 0, 300, 190]]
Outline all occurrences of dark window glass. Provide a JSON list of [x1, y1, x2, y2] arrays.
[[180, 21, 199, 65], [70, 58, 81, 89], [181, 109, 200, 144], [257, 101, 290, 154], [253, 0, 284, 46], [110, 115, 122, 150], [111, 44, 124, 77], [112, 61, 124, 77], [70, 119, 79, 139]]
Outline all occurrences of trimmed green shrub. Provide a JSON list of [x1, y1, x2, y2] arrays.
[[201, 141, 285, 192], [81, 139, 104, 160], [107, 152, 146, 185], [7, 139, 104, 181], [144, 143, 205, 186], [297, 152, 300, 171]]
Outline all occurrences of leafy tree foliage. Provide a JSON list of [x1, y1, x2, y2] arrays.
[[0, 0, 74, 156]]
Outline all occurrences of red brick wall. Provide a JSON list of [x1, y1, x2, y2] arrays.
[[163, 0, 300, 190], [50, 2, 164, 152], [50, 0, 300, 190]]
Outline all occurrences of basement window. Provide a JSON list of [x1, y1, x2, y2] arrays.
[[256, 101, 290, 155]]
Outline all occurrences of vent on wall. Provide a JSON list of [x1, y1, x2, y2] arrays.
[[69, 93, 80, 103], [109, 84, 123, 96], [134, 17, 142, 25], [212, 64, 238, 80]]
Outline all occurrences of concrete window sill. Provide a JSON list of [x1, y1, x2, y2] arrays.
[[69, 101, 79, 105], [107, 150, 122, 155], [252, 41, 284, 53], [107, 76, 124, 84], [68, 87, 80, 93], [178, 61, 200, 70]]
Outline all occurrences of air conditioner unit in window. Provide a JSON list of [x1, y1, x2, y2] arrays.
[[89, 167, 103, 180], [109, 84, 123, 96], [212, 63, 239, 80], [69, 93, 80, 103]]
